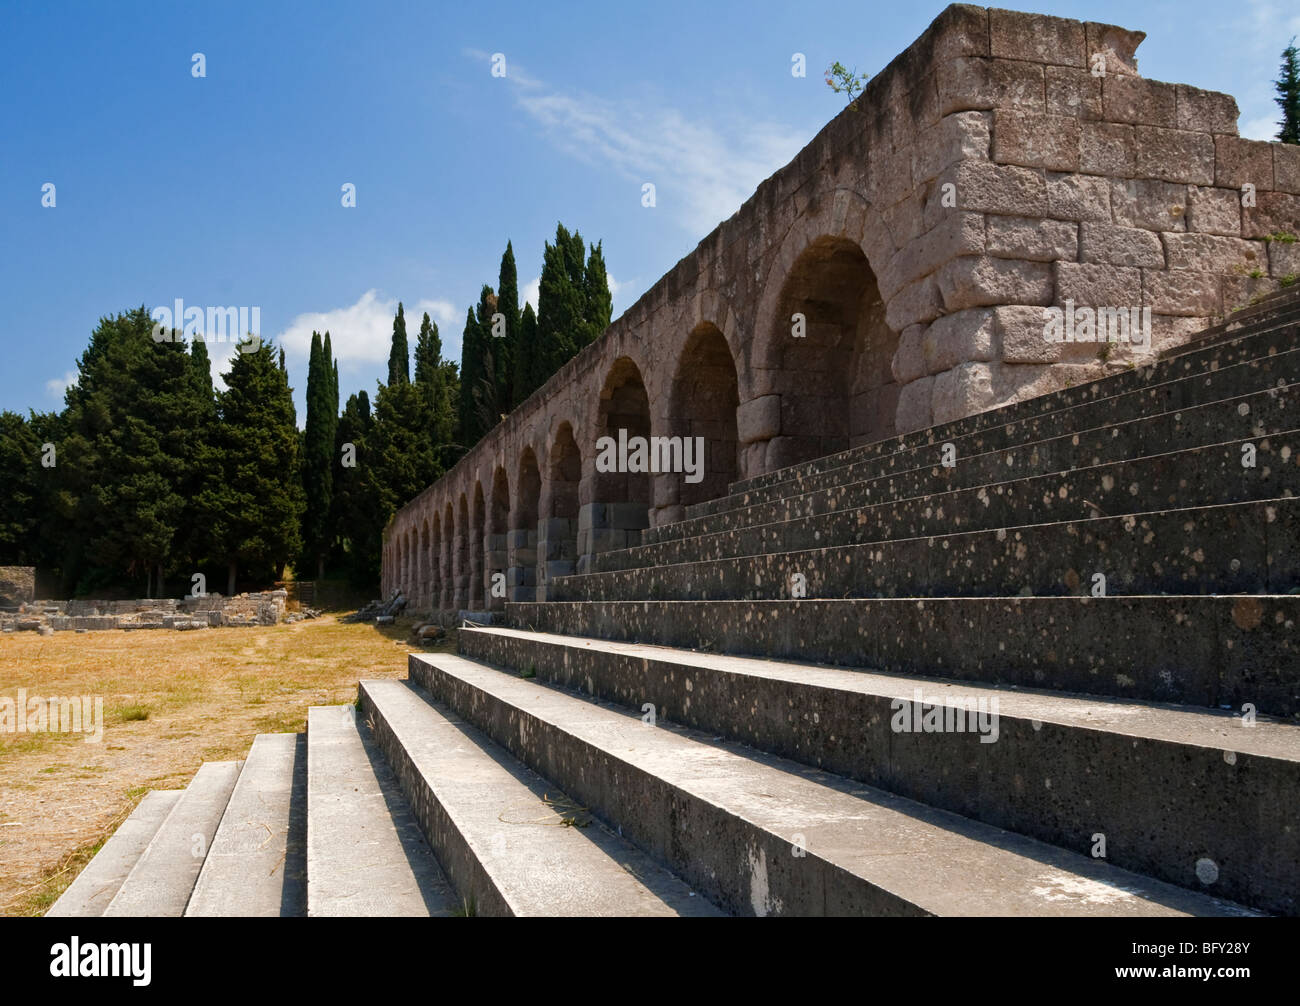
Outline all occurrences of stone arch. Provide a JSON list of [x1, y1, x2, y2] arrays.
[[539, 422, 582, 599], [659, 321, 740, 521], [428, 511, 441, 613], [454, 494, 469, 611], [510, 448, 542, 602], [748, 190, 897, 474], [441, 501, 454, 610], [470, 480, 486, 609], [583, 357, 652, 570], [486, 466, 510, 611]]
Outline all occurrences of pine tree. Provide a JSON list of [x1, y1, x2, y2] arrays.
[[387, 302, 409, 385], [512, 302, 539, 405], [533, 224, 586, 390], [1277, 38, 1300, 144], [582, 240, 613, 346], [301, 330, 339, 579], [0, 411, 41, 564], [414, 312, 459, 465], [497, 242, 521, 408], [202, 337, 305, 593]]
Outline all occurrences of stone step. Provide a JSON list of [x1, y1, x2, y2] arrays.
[[406, 652, 1258, 917], [46, 790, 183, 917], [657, 380, 1298, 547], [682, 346, 1300, 526], [725, 312, 1300, 500], [102, 761, 242, 917], [457, 627, 1300, 916], [505, 595, 1300, 716], [185, 733, 307, 917], [306, 705, 457, 916], [359, 678, 723, 916], [601, 433, 1300, 575], [560, 499, 1299, 603]]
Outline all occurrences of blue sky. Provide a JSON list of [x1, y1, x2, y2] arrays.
[[2, 0, 1297, 423]]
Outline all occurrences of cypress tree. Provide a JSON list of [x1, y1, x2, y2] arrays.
[[301, 330, 339, 579], [1277, 38, 1300, 144], [387, 302, 409, 385], [534, 225, 585, 390], [497, 241, 521, 408], [513, 301, 539, 405], [458, 306, 483, 448], [331, 390, 382, 589], [582, 240, 613, 347]]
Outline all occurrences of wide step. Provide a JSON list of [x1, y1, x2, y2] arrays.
[[360, 678, 722, 916], [408, 653, 1257, 917]]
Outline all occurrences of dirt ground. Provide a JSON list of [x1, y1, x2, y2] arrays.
[[0, 613, 450, 916]]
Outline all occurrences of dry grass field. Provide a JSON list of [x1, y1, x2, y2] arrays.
[[0, 614, 450, 916]]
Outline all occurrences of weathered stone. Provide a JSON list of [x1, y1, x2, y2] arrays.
[[1243, 191, 1300, 241], [937, 256, 1054, 311], [932, 361, 997, 425], [1046, 172, 1112, 222], [1045, 66, 1102, 119], [1276, 144, 1300, 195], [1185, 185, 1242, 236], [1084, 21, 1144, 77], [990, 8, 1086, 67], [985, 215, 1079, 261], [1055, 261, 1143, 305], [1102, 75, 1178, 128], [1215, 136, 1275, 190], [1174, 84, 1239, 134], [1141, 269, 1222, 317], [992, 110, 1080, 171], [1110, 177, 1188, 231], [1079, 222, 1165, 268], [736, 395, 782, 445], [1162, 233, 1265, 272], [1268, 239, 1300, 279], [936, 57, 1045, 116], [995, 304, 1061, 363], [892, 324, 928, 384], [884, 275, 945, 331], [880, 211, 985, 299], [1079, 122, 1135, 176], [922, 309, 996, 374], [1134, 126, 1215, 185], [912, 112, 991, 185], [894, 375, 934, 433], [928, 160, 1048, 227]]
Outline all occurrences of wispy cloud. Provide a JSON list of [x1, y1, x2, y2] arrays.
[[45, 370, 76, 399], [275, 290, 461, 371], [473, 49, 807, 237]]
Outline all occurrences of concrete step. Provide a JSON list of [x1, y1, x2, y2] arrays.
[[306, 704, 457, 916], [185, 733, 307, 917], [596, 433, 1300, 574], [726, 312, 1300, 500], [46, 790, 182, 917], [406, 652, 1258, 917], [683, 348, 1300, 525], [102, 761, 242, 917], [457, 627, 1299, 915], [654, 382, 1298, 547], [506, 595, 1300, 717], [359, 678, 724, 916], [560, 499, 1300, 603]]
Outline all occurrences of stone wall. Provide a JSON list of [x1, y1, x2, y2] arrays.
[[0, 567, 35, 606], [0, 591, 289, 632], [382, 3, 1300, 617]]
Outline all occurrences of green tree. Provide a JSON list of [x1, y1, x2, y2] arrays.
[[0, 411, 42, 564], [301, 330, 339, 579], [1277, 38, 1300, 144], [330, 390, 382, 589], [387, 301, 409, 385], [512, 301, 539, 405], [497, 241, 521, 408]]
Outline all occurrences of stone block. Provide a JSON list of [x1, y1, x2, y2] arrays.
[[880, 211, 984, 299], [991, 110, 1080, 171], [1079, 222, 1165, 268], [1268, 240, 1300, 279], [1110, 178, 1188, 231], [1276, 143, 1300, 194], [936, 57, 1045, 116], [1141, 269, 1222, 317], [995, 304, 1056, 363], [1046, 172, 1112, 222], [1055, 261, 1142, 306], [928, 160, 1048, 227], [892, 324, 927, 384], [985, 215, 1079, 261], [1079, 122, 1135, 176], [1162, 233, 1265, 272], [1084, 22, 1144, 77], [1185, 185, 1242, 236], [1215, 136, 1275, 190], [1134, 127, 1215, 185], [989, 8, 1085, 66], [1242, 191, 1300, 241], [1045, 66, 1102, 119], [893, 376, 934, 434], [937, 256, 1053, 311], [921, 308, 996, 374], [884, 275, 944, 331], [912, 112, 991, 186], [931, 361, 997, 426], [736, 394, 782, 444], [1174, 84, 1239, 133], [1102, 75, 1177, 128]]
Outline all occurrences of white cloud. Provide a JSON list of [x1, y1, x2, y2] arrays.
[[523, 275, 540, 311], [486, 53, 807, 237], [275, 289, 460, 370], [45, 370, 76, 398]]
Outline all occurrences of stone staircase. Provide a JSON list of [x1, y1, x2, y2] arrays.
[[52, 290, 1300, 916]]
